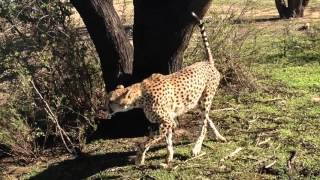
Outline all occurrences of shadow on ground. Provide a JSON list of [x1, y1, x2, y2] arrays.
[[233, 17, 280, 24], [30, 151, 135, 180]]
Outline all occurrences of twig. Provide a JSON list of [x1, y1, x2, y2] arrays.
[[202, 143, 215, 151], [220, 147, 243, 162], [107, 166, 125, 172], [265, 160, 277, 168], [211, 107, 238, 113], [256, 137, 271, 146], [3, 17, 26, 39], [287, 151, 297, 170], [2, 22, 23, 35], [257, 98, 283, 103], [30, 80, 75, 154], [173, 152, 206, 170], [311, 97, 320, 103], [60, 105, 94, 127]]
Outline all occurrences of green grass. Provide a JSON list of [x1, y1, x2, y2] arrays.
[[271, 65, 320, 89]]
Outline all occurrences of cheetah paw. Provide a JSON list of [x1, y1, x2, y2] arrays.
[[159, 162, 172, 169], [191, 147, 202, 157], [216, 135, 227, 142], [135, 157, 145, 166]]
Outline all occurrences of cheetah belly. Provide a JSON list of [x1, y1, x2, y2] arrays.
[[172, 82, 206, 116], [173, 92, 202, 116]]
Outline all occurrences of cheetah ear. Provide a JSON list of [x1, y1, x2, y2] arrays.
[[116, 85, 124, 89]]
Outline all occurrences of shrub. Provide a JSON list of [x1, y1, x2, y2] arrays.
[[0, 0, 105, 161], [184, 0, 259, 92]]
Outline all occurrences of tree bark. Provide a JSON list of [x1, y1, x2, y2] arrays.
[[70, 0, 133, 91], [275, 0, 310, 19], [132, 0, 212, 81], [275, 0, 289, 18]]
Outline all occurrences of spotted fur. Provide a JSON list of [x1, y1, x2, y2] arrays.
[[107, 12, 226, 166]]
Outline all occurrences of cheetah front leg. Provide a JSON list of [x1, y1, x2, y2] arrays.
[[135, 122, 174, 166], [165, 127, 174, 164]]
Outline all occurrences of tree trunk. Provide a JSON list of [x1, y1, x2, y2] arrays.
[[72, 0, 212, 139], [132, 0, 212, 81], [300, 0, 310, 17], [275, 0, 310, 19], [70, 0, 133, 91], [71, 0, 150, 139], [275, 0, 289, 18]]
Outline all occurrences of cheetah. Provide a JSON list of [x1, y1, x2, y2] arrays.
[[107, 12, 226, 166]]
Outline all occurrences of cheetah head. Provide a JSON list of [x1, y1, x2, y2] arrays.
[[107, 83, 142, 118]]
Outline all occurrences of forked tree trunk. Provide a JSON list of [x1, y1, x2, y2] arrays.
[[71, 0, 212, 138], [70, 0, 133, 91], [275, 0, 310, 19], [71, 0, 149, 138]]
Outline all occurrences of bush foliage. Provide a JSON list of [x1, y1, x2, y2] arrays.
[[184, 1, 260, 92], [0, 0, 104, 160]]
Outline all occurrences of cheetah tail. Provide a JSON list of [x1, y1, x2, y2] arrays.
[[191, 12, 214, 64]]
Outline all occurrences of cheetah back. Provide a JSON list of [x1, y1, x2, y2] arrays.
[[141, 61, 220, 122]]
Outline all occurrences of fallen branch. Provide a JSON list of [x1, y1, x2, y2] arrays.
[[253, 155, 275, 166], [173, 152, 206, 170], [220, 147, 243, 162], [256, 137, 271, 146], [107, 166, 125, 172], [311, 97, 320, 103], [265, 160, 277, 168], [202, 143, 215, 151], [287, 150, 297, 170], [30, 80, 75, 154], [211, 107, 238, 113], [257, 98, 283, 103]]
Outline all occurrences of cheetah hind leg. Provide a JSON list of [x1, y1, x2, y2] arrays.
[[191, 116, 226, 157], [192, 87, 226, 157], [192, 118, 208, 157], [192, 87, 214, 157]]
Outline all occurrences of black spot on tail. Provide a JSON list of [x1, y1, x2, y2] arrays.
[[191, 12, 214, 63]]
